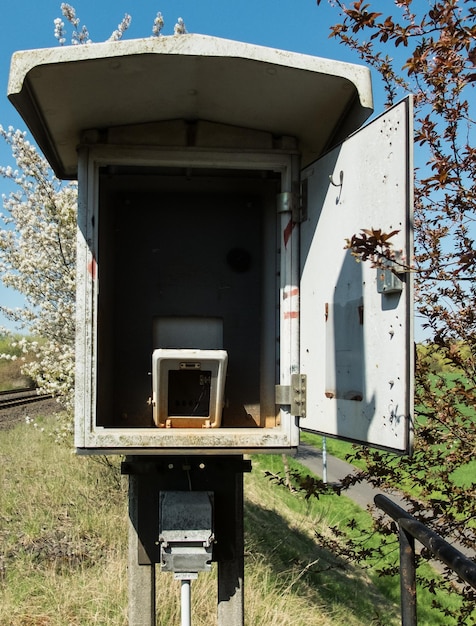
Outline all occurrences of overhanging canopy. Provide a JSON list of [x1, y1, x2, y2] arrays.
[[8, 34, 373, 179]]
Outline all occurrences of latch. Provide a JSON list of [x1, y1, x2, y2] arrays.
[[376, 255, 404, 294], [275, 373, 307, 417]]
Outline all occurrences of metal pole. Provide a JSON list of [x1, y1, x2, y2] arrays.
[[181, 579, 192, 626], [399, 525, 417, 626], [375, 493, 476, 589]]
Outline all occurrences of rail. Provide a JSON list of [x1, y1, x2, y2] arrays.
[[0, 387, 53, 410], [374, 493, 476, 626]]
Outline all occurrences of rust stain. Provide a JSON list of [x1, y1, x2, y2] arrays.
[[325, 391, 335, 399], [325, 302, 329, 322]]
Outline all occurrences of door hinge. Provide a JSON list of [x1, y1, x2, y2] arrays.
[[277, 181, 306, 223], [275, 374, 307, 417]]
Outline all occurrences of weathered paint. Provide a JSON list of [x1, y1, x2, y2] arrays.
[[300, 98, 414, 453], [74, 144, 300, 453], [8, 34, 373, 179]]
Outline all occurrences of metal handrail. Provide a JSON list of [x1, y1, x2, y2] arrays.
[[374, 494, 476, 626]]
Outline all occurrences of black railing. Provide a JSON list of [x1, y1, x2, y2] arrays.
[[374, 494, 476, 626]]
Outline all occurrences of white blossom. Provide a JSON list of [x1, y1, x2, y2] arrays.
[[174, 17, 187, 35], [152, 12, 165, 37], [108, 14, 132, 42], [57, 3, 91, 45], [60, 3, 79, 28], [0, 125, 77, 407], [54, 18, 66, 45], [54, 5, 188, 46]]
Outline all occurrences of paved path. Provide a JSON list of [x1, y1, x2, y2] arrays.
[[296, 442, 405, 511]]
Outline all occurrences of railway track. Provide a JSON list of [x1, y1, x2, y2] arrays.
[[0, 387, 54, 410]]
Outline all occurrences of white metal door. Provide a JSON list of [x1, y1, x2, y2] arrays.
[[299, 97, 413, 453]]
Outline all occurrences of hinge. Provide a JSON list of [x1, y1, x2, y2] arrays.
[[275, 374, 307, 417], [277, 181, 305, 223]]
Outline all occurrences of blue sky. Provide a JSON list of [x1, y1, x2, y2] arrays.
[[0, 0, 388, 332]]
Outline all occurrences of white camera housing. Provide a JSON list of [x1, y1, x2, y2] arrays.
[[152, 349, 228, 429]]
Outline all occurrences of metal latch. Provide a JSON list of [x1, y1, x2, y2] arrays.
[[376, 255, 404, 294], [275, 373, 307, 417]]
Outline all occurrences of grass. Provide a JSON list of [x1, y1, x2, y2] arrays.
[[0, 357, 33, 391], [300, 430, 364, 468], [301, 400, 476, 492], [274, 454, 472, 625], [0, 415, 128, 625], [0, 412, 471, 625], [245, 454, 399, 626], [0, 334, 35, 390]]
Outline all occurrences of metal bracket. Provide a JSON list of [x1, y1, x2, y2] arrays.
[[121, 457, 252, 475], [376, 254, 405, 295], [277, 185, 305, 223], [159, 491, 214, 573], [275, 373, 307, 417]]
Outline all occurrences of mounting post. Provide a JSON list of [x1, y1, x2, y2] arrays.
[[128, 464, 156, 626], [218, 465, 245, 625], [123, 455, 250, 626]]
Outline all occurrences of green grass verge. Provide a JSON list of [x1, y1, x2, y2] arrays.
[[258, 454, 470, 626], [299, 430, 365, 469], [301, 400, 476, 493]]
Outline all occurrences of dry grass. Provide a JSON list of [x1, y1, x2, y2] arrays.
[[0, 415, 399, 625], [0, 416, 127, 625], [0, 336, 35, 391], [0, 358, 33, 391]]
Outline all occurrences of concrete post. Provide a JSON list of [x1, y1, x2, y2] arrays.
[[217, 468, 244, 626], [123, 456, 249, 626], [128, 468, 156, 626]]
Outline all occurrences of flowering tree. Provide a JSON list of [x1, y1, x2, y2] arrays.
[[0, 127, 77, 404], [0, 5, 187, 405], [53, 3, 185, 44], [53, 3, 131, 45]]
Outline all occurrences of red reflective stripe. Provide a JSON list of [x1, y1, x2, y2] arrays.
[[283, 311, 299, 319], [283, 218, 295, 248], [283, 288, 299, 299], [88, 257, 97, 280]]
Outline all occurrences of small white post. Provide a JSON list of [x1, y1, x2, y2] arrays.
[[181, 578, 192, 626], [322, 436, 328, 484]]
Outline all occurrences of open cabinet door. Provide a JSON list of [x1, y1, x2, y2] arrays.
[[300, 97, 413, 453]]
